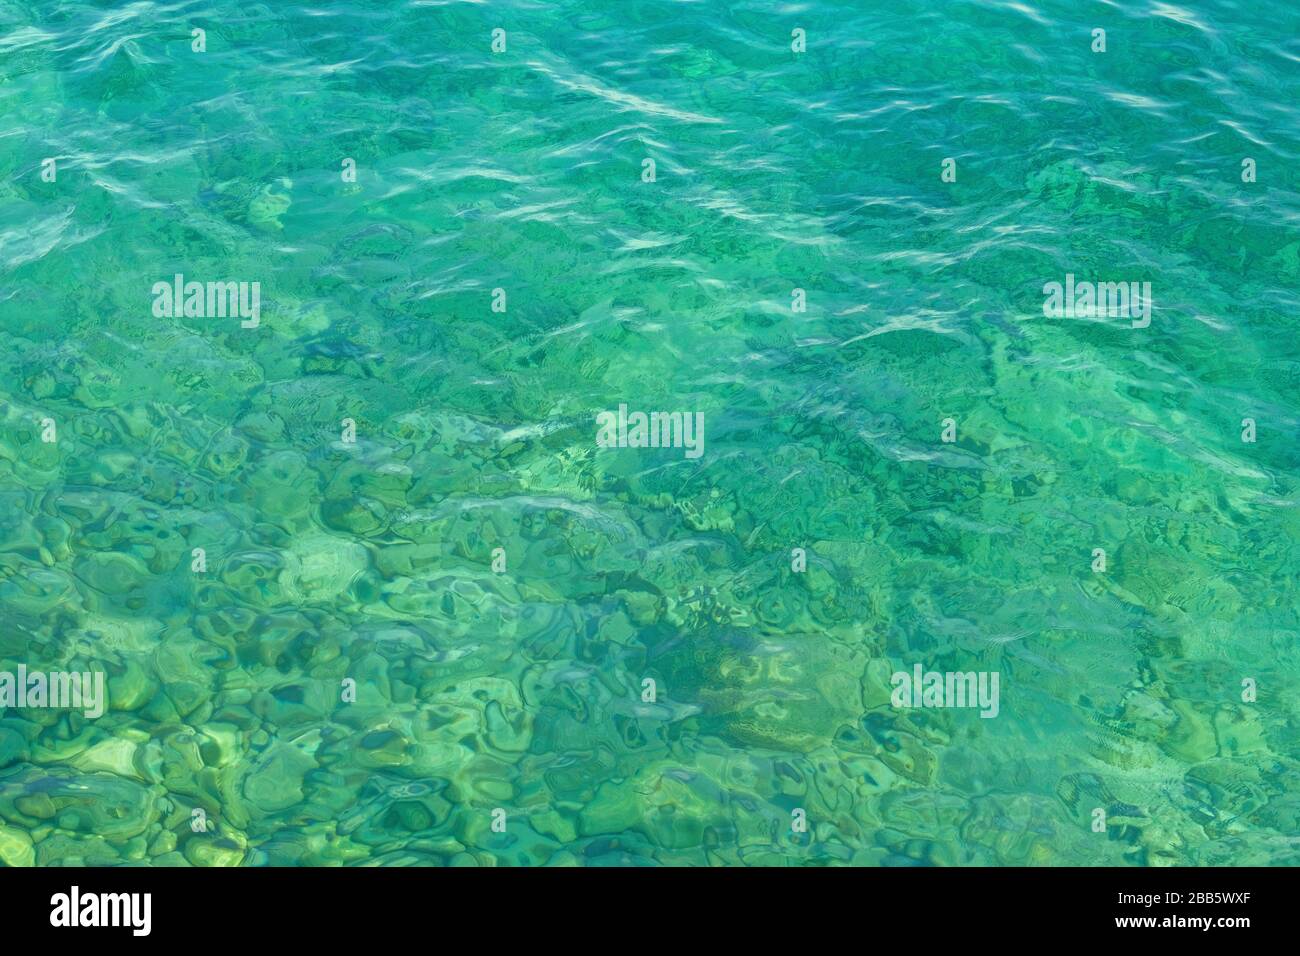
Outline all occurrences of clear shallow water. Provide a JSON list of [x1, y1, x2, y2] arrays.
[[1, 0, 1298, 866]]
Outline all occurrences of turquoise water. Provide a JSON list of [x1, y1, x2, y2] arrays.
[[1, 0, 1299, 866]]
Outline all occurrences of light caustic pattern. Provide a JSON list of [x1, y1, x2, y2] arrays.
[[0, 0, 1298, 866]]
